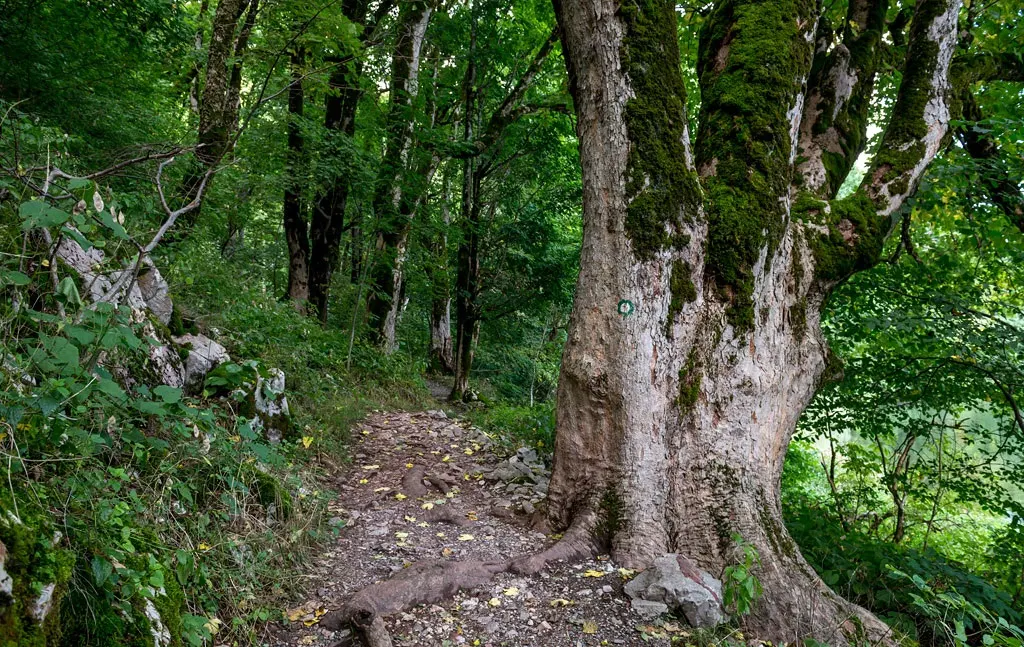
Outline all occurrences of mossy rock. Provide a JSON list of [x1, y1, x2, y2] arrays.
[[249, 469, 294, 520], [59, 552, 184, 647], [0, 501, 74, 647]]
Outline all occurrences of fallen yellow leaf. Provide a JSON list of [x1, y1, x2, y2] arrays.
[[358, 479, 368, 485], [405, 463, 415, 468], [442, 455, 451, 462], [488, 597, 501, 607], [395, 493, 408, 500], [421, 502, 434, 510], [198, 543, 212, 551], [582, 619, 598, 634], [362, 465, 380, 470], [395, 532, 409, 539], [404, 515, 417, 522], [457, 533, 474, 541], [503, 587, 519, 597], [301, 436, 314, 448], [550, 598, 574, 607], [463, 448, 473, 455], [583, 569, 606, 578]]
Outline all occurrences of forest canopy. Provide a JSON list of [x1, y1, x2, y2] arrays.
[[0, 0, 1022, 645]]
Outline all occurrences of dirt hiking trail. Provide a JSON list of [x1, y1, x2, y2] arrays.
[[265, 410, 699, 647]]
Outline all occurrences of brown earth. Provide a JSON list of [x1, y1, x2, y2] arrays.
[[262, 410, 717, 647]]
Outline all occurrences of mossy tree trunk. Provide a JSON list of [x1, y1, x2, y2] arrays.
[[179, 0, 261, 230], [284, 47, 311, 311], [548, 0, 960, 641], [366, 2, 435, 350]]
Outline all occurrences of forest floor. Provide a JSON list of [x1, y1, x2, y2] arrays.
[[263, 408, 699, 647]]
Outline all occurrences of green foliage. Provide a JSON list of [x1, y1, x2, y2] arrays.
[[721, 534, 763, 617], [466, 401, 556, 455], [0, 105, 428, 645], [891, 568, 1024, 647]]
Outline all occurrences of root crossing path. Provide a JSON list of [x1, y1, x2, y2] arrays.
[[266, 410, 687, 647]]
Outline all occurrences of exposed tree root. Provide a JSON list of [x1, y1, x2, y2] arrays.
[[401, 465, 429, 496], [420, 507, 470, 526], [402, 465, 453, 498], [352, 611, 394, 647], [320, 521, 598, 645], [508, 519, 596, 575], [425, 475, 451, 494]]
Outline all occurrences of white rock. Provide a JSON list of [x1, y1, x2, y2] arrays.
[[0, 540, 13, 602], [143, 598, 171, 647], [31, 582, 56, 621], [173, 334, 229, 390]]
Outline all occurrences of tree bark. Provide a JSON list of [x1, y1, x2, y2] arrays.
[[427, 170, 455, 374], [366, 2, 434, 350], [449, 29, 480, 401], [308, 0, 372, 322], [284, 47, 310, 310], [178, 0, 260, 230], [547, 0, 960, 641]]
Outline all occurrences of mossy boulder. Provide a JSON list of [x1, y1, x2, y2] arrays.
[[0, 504, 74, 647], [59, 552, 184, 647]]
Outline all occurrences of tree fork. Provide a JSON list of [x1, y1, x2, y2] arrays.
[[544, 0, 960, 641]]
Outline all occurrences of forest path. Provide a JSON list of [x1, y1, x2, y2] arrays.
[[264, 410, 680, 647]]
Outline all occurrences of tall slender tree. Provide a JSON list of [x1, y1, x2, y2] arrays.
[[366, 1, 437, 349]]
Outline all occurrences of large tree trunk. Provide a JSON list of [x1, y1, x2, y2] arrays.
[[547, 0, 959, 641], [366, 3, 434, 350], [284, 48, 310, 310], [179, 0, 260, 230]]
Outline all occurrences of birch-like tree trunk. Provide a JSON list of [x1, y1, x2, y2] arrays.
[[427, 170, 455, 374], [548, 0, 960, 640], [366, 2, 434, 350]]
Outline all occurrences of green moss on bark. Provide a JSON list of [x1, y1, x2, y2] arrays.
[[597, 488, 624, 545], [619, 0, 701, 260], [797, 192, 885, 282], [666, 259, 697, 331], [696, 0, 816, 331], [865, 0, 948, 209], [676, 350, 701, 413]]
